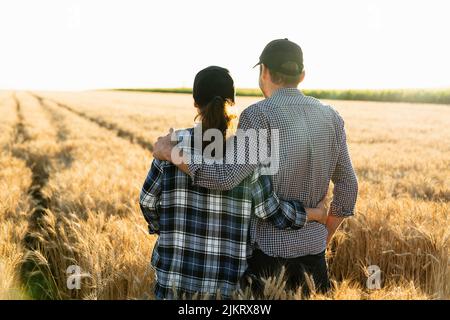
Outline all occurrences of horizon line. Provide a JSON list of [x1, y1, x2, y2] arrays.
[[2, 86, 450, 92]]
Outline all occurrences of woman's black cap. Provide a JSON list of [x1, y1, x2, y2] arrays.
[[253, 38, 304, 76], [193, 66, 235, 106]]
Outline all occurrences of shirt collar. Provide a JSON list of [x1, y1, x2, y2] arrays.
[[271, 87, 304, 98]]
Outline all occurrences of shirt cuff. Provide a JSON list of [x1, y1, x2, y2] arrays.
[[330, 202, 355, 217], [291, 201, 308, 228]]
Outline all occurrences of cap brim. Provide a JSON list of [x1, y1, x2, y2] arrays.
[[253, 62, 261, 68]]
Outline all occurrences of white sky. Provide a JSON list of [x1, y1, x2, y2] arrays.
[[0, 0, 449, 90]]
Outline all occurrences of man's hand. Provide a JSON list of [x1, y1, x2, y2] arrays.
[[153, 129, 175, 161], [305, 197, 328, 225], [152, 129, 191, 174], [325, 215, 345, 246]]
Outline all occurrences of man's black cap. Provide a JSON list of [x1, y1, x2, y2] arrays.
[[254, 38, 304, 76]]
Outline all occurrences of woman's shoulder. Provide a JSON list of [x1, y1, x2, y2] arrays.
[[173, 127, 195, 150], [153, 127, 195, 170], [174, 127, 194, 139]]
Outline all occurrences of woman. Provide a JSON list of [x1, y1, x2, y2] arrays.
[[139, 66, 327, 299]]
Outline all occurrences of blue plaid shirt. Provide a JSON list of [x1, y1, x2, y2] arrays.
[[139, 129, 308, 299]]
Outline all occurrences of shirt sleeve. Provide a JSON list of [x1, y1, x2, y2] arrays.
[[139, 159, 164, 234], [330, 114, 359, 217], [250, 173, 308, 230], [186, 105, 268, 190]]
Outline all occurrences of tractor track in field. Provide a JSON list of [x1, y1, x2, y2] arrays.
[[13, 94, 30, 144], [31, 92, 154, 152], [11, 93, 53, 250], [12, 92, 73, 299], [32, 94, 74, 168], [33, 94, 70, 142]]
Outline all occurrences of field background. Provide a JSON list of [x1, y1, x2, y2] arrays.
[[0, 90, 449, 300]]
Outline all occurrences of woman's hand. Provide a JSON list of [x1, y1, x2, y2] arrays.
[[305, 197, 328, 225]]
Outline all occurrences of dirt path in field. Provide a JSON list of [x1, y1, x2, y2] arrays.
[[31, 93, 154, 152], [11, 92, 54, 297], [32, 95, 74, 169], [11, 94, 51, 233], [13, 92, 80, 241], [33, 95, 70, 142], [12, 95, 30, 144], [10, 92, 78, 298], [19, 92, 154, 299]]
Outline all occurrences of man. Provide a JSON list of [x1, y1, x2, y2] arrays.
[[153, 39, 358, 294]]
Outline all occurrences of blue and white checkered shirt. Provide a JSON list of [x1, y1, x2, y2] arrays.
[[140, 129, 308, 299], [188, 88, 358, 258]]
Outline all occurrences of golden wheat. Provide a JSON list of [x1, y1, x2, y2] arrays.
[[0, 93, 30, 300], [0, 90, 448, 300]]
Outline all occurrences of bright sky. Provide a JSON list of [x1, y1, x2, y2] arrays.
[[1, 0, 449, 90]]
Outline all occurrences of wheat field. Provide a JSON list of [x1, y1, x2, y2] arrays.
[[0, 90, 448, 300]]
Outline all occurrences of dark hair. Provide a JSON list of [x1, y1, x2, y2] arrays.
[[263, 63, 302, 86], [193, 66, 235, 149]]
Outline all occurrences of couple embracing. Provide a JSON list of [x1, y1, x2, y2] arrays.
[[139, 39, 358, 300]]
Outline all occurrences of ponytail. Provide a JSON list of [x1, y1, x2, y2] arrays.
[[195, 96, 234, 150]]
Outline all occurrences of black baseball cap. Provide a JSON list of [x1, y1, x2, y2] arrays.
[[253, 38, 304, 76], [193, 66, 235, 106]]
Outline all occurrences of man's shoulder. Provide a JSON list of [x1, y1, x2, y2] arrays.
[[239, 94, 344, 128], [302, 94, 334, 110], [243, 92, 337, 114], [241, 99, 271, 117], [302, 96, 344, 124], [238, 100, 272, 129]]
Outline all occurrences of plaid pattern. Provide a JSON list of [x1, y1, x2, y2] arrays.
[[139, 129, 308, 299], [188, 88, 358, 258]]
